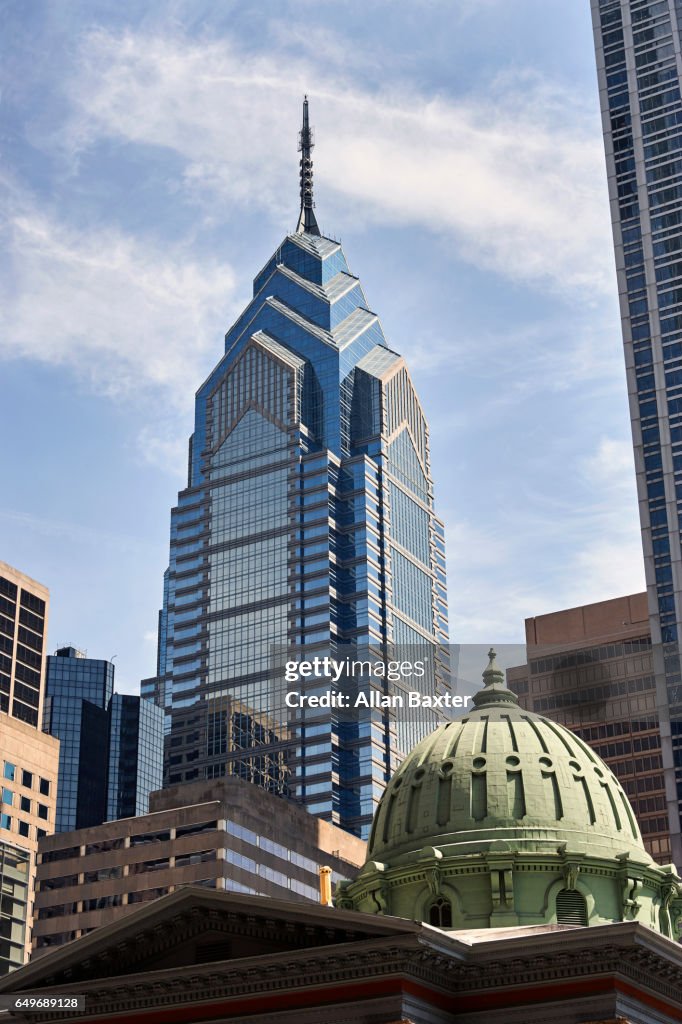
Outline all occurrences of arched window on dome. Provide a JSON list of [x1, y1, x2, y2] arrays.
[[556, 889, 588, 926], [428, 897, 452, 929]]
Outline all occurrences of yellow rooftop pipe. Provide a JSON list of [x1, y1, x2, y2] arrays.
[[319, 865, 333, 906]]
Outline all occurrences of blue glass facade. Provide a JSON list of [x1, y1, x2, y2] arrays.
[[107, 694, 164, 821], [45, 648, 163, 831], [44, 647, 113, 832], [147, 218, 450, 838], [592, 0, 682, 862]]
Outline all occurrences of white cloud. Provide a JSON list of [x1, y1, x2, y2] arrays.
[[0, 197, 235, 412], [583, 435, 636, 486], [0, 506, 146, 553], [441, 436, 645, 644], [570, 436, 645, 599], [443, 516, 532, 642], [572, 538, 645, 600], [58, 28, 614, 297], [136, 424, 190, 478]]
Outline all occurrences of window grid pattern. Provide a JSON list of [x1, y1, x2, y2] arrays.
[[594, 0, 682, 855], [0, 840, 29, 974], [148, 230, 450, 838], [0, 572, 46, 726]]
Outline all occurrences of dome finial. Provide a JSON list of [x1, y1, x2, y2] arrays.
[[472, 646, 519, 707], [296, 96, 321, 236], [483, 647, 504, 686]]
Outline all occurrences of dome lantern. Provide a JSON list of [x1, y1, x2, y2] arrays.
[[473, 647, 519, 708]]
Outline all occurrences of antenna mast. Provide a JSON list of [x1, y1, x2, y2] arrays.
[[296, 96, 321, 236]]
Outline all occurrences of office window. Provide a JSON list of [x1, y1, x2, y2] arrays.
[[18, 821, 29, 838], [1, 788, 12, 807], [3, 763, 15, 782], [21, 770, 33, 788], [37, 804, 48, 821], [20, 797, 30, 813], [39, 778, 50, 797]]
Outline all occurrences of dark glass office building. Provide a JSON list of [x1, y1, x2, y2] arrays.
[[107, 693, 164, 821], [144, 100, 450, 838], [592, 0, 682, 863], [44, 648, 163, 831], [44, 647, 113, 832]]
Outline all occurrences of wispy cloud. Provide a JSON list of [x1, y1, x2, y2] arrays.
[[0, 194, 235, 412], [569, 436, 645, 599], [57, 28, 613, 297], [414, 304, 623, 384], [442, 436, 645, 643], [582, 435, 636, 483], [0, 507, 146, 553], [136, 422, 190, 477]]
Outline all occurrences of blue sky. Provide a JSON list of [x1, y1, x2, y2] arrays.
[[0, 1, 643, 693]]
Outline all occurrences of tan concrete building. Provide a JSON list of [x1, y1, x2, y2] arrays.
[[508, 592, 671, 863], [0, 562, 60, 972], [0, 561, 49, 727], [33, 775, 366, 953]]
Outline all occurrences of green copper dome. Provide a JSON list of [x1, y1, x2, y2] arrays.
[[367, 658, 646, 864], [338, 651, 682, 938]]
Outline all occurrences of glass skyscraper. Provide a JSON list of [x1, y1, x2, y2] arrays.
[[145, 99, 450, 838], [107, 693, 164, 821], [592, 0, 682, 863], [44, 647, 113, 832], [45, 647, 163, 831]]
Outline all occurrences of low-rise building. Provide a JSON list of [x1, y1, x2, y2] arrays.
[[33, 776, 366, 953]]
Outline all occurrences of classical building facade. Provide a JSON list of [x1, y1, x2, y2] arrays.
[[507, 592, 671, 864], [592, 0, 682, 863], [3, 886, 682, 1024], [143, 99, 450, 839]]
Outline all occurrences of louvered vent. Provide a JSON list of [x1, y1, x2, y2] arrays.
[[556, 889, 588, 926]]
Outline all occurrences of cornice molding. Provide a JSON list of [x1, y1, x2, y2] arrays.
[[19, 931, 682, 1023]]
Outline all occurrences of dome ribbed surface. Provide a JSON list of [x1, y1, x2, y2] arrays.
[[368, 702, 648, 864]]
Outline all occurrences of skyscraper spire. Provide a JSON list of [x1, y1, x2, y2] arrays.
[[296, 95, 320, 236]]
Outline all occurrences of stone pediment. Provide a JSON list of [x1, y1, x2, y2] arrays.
[[0, 888, 422, 991], [2, 898, 682, 1024]]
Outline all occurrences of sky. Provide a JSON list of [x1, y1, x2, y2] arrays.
[[0, 0, 643, 694]]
